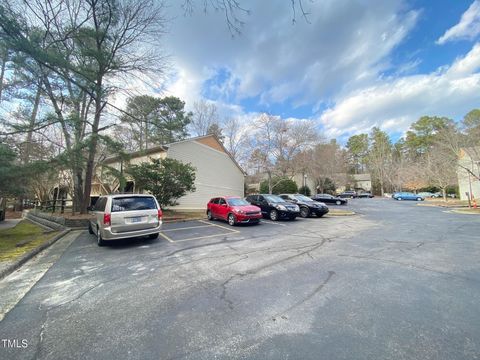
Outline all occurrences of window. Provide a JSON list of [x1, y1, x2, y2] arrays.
[[218, 198, 226, 205], [293, 195, 312, 202], [94, 197, 107, 211], [264, 195, 284, 203], [227, 198, 250, 206], [111, 196, 157, 212]]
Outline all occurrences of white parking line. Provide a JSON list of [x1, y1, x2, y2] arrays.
[[159, 220, 239, 243], [162, 224, 213, 232], [261, 220, 287, 226]]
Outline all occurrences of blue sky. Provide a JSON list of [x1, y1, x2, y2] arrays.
[[151, 0, 480, 142]]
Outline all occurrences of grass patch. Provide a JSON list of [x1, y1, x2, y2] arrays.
[[424, 199, 469, 207], [450, 208, 480, 215], [0, 220, 59, 262]]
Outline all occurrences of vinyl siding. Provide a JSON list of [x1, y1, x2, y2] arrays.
[[458, 155, 480, 201], [293, 173, 316, 192], [167, 141, 244, 210]]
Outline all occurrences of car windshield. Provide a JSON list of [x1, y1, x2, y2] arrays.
[[293, 194, 312, 202], [111, 196, 157, 212], [227, 198, 250, 206], [264, 195, 285, 203]]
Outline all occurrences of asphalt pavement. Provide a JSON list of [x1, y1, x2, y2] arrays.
[[0, 199, 479, 360]]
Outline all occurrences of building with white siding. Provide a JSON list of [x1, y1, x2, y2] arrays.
[[458, 147, 480, 201], [93, 135, 245, 210]]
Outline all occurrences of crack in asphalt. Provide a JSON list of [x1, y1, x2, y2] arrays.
[[272, 270, 336, 321], [218, 237, 334, 310], [337, 254, 479, 283]]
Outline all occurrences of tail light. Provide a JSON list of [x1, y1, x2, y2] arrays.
[[158, 209, 163, 220], [103, 213, 111, 226]]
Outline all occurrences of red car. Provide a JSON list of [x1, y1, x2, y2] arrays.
[[207, 196, 262, 226]]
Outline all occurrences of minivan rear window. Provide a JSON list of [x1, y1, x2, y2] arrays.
[[111, 197, 157, 212]]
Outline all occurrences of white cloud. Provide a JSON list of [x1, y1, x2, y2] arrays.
[[162, 0, 419, 107], [437, 0, 480, 44], [320, 43, 480, 138]]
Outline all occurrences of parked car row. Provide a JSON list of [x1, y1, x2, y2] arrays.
[[87, 191, 351, 247], [208, 193, 331, 226], [337, 190, 374, 199]]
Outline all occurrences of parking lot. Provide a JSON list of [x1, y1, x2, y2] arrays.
[[1, 199, 480, 360], [158, 217, 307, 243]]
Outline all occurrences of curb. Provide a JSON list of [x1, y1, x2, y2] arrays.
[[326, 211, 356, 216], [417, 203, 468, 208], [449, 209, 480, 215], [23, 211, 65, 231], [0, 228, 71, 281]]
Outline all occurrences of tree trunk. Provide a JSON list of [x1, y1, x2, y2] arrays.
[[23, 84, 42, 163], [268, 171, 273, 194], [442, 188, 447, 202], [0, 49, 7, 103], [81, 82, 103, 214]]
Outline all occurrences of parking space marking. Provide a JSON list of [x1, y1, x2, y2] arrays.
[[158, 220, 240, 243], [158, 232, 175, 243], [168, 233, 238, 243], [261, 220, 287, 226], [161, 224, 213, 232], [198, 220, 241, 234]]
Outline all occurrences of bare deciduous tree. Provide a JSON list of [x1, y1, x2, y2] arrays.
[[423, 146, 458, 201], [0, 0, 167, 213], [190, 100, 219, 137], [248, 113, 318, 193]]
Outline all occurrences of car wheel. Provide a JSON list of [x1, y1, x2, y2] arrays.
[[289, 215, 297, 220], [416, 197, 422, 201], [97, 227, 105, 247], [300, 207, 310, 218], [350, 196, 354, 199], [148, 233, 158, 239], [88, 222, 94, 234], [335, 200, 341, 205], [207, 210, 213, 220], [228, 213, 236, 226], [397, 197, 402, 201], [269, 209, 278, 221]]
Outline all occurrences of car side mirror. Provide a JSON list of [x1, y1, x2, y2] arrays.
[[292, 199, 298, 203]]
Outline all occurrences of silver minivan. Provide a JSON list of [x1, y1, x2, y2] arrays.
[[88, 194, 162, 246]]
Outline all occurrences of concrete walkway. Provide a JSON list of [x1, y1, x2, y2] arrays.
[[0, 219, 21, 231]]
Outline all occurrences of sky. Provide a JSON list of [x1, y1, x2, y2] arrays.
[[139, 0, 480, 143]]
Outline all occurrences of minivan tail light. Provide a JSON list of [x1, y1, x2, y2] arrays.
[[158, 209, 163, 220], [103, 213, 111, 226]]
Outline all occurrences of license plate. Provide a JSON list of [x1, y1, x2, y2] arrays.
[[130, 217, 143, 223]]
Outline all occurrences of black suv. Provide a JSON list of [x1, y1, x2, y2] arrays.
[[280, 194, 329, 218], [245, 194, 300, 221]]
